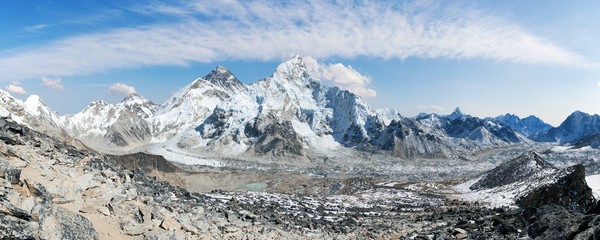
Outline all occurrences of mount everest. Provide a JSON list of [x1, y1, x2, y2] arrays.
[[1, 55, 599, 162]]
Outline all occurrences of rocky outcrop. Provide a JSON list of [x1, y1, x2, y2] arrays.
[[517, 164, 595, 213], [470, 151, 554, 190], [462, 151, 595, 213], [251, 120, 304, 157]]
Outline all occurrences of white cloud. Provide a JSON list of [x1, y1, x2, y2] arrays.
[[304, 57, 376, 97], [22, 24, 51, 33], [41, 77, 64, 90], [107, 83, 136, 96], [5, 83, 27, 95], [597, 81, 600, 87], [0, 0, 592, 82], [417, 105, 445, 113]]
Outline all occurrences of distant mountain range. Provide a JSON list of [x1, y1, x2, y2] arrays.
[[1, 56, 599, 161]]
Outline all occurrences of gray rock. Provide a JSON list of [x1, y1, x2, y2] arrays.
[[5, 167, 21, 184], [39, 206, 99, 240], [526, 205, 583, 240], [0, 214, 37, 239], [0, 158, 8, 178], [123, 224, 151, 236]]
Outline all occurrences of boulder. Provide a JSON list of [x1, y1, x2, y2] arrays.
[[39, 206, 99, 240]]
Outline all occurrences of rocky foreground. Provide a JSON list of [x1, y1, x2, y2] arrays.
[[1, 116, 600, 239]]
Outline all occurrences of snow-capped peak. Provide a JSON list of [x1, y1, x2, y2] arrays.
[[24, 95, 46, 116], [118, 93, 157, 118], [23, 94, 60, 123], [272, 55, 316, 87], [120, 93, 149, 106]]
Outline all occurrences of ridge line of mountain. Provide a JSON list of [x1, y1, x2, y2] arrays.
[[1, 56, 599, 160]]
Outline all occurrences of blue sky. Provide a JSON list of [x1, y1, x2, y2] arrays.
[[1, 0, 600, 126]]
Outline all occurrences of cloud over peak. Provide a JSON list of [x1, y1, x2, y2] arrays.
[[304, 57, 376, 97], [107, 83, 136, 96]]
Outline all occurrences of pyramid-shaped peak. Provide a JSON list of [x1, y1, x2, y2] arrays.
[[200, 65, 246, 93], [204, 65, 235, 81], [447, 107, 466, 120], [214, 65, 229, 73], [453, 107, 463, 115]]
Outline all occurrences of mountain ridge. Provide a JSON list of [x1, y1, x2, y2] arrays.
[[0, 56, 595, 162]]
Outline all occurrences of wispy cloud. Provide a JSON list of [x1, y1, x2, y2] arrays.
[[22, 24, 52, 33], [107, 83, 136, 96], [5, 83, 27, 95], [304, 57, 376, 97], [0, 0, 591, 82], [41, 77, 64, 90], [417, 105, 445, 113]]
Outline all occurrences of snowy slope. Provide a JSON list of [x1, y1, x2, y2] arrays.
[[0, 91, 66, 138], [2, 56, 535, 161], [60, 94, 156, 151]]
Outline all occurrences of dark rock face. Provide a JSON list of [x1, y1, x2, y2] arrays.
[[525, 205, 584, 240], [517, 164, 595, 213], [252, 120, 304, 157], [0, 118, 28, 145], [107, 152, 181, 173], [470, 151, 554, 190]]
